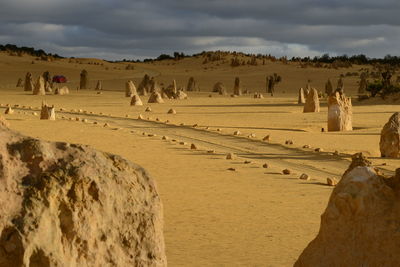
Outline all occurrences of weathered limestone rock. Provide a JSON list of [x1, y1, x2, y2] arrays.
[[95, 80, 102, 91], [325, 79, 333, 95], [4, 107, 13, 115], [337, 77, 344, 93], [149, 78, 161, 94], [298, 88, 305, 104], [148, 92, 164, 103], [130, 94, 143, 106], [358, 75, 368, 94], [0, 122, 166, 267], [79, 69, 89, 89], [16, 78, 23, 87], [254, 92, 264, 99], [380, 112, 400, 158], [295, 153, 400, 267], [40, 102, 56, 120], [125, 80, 137, 97], [212, 82, 226, 95], [327, 91, 352, 131], [138, 74, 151, 96], [303, 88, 320, 113], [233, 77, 242, 96], [186, 77, 197, 91], [33, 76, 46, 95], [54, 86, 70, 95], [175, 90, 188, 100], [24, 72, 34, 91]]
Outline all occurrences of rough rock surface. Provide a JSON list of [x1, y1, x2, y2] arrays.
[[138, 74, 150, 96], [233, 77, 242, 96], [40, 102, 56, 120], [148, 92, 164, 103], [327, 91, 352, 131], [295, 153, 400, 267], [24, 72, 34, 92], [0, 123, 166, 266], [186, 77, 197, 91], [125, 80, 137, 97], [130, 94, 143, 106], [95, 80, 102, 91], [54, 86, 69, 95], [213, 82, 227, 95], [79, 69, 89, 89], [380, 112, 400, 158], [303, 88, 320, 113], [298, 88, 305, 104], [33, 76, 46, 96]]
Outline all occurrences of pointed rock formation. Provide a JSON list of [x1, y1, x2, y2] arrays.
[[266, 76, 275, 96], [4, 107, 13, 115], [79, 69, 89, 89], [149, 78, 161, 94], [40, 102, 56, 120], [24, 72, 34, 91], [358, 75, 368, 94], [233, 77, 242, 96], [253, 92, 264, 99], [295, 153, 400, 267], [337, 77, 344, 93], [130, 94, 143, 106], [16, 78, 23, 87], [33, 76, 46, 95], [186, 77, 197, 91], [95, 80, 102, 91], [327, 91, 352, 131], [380, 112, 400, 158], [303, 88, 320, 113], [0, 123, 166, 266], [163, 80, 178, 99], [298, 88, 305, 104], [148, 92, 164, 103], [325, 79, 333, 95], [125, 80, 137, 97], [167, 108, 176, 114], [138, 74, 151, 96]]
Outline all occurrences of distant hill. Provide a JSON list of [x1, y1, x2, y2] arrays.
[[0, 44, 63, 59]]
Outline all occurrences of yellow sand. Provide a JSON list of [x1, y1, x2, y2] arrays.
[[0, 52, 397, 266]]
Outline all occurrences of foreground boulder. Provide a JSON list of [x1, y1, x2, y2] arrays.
[[380, 112, 400, 158], [0, 123, 166, 266], [295, 153, 400, 266], [327, 91, 352, 131], [303, 88, 320, 113]]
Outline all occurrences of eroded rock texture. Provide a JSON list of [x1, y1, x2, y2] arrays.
[[0, 122, 166, 267]]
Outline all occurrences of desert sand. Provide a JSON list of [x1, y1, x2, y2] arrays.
[[0, 51, 398, 266]]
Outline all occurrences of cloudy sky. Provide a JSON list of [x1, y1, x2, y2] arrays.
[[0, 0, 399, 60]]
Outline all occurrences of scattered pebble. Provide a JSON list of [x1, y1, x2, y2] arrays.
[[207, 150, 215, 154], [299, 173, 310, 180], [190, 144, 197, 150], [227, 168, 236, 171], [167, 108, 176, 114], [103, 123, 109, 127], [244, 160, 251, 164], [262, 163, 269, 168], [233, 130, 241, 136], [303, 145, 310, 148], [263, 135, 270, 142], [315, 148, 323, 152], [145, 107, 152, 112], [138, 114, 143, 120], [327, 177, 338, 186], [179, 141, 187, 145], [285, 140, 293, 145], [282, 169, 291, 175], [248, 133, 256, 138], [162, 136, 169, 140], [226, 153, 236, 160]]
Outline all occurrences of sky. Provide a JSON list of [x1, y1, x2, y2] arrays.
[[0, 0, 399, 60]]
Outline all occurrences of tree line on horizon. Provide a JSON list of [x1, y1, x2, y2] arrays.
[[2, 43, 400, 66]]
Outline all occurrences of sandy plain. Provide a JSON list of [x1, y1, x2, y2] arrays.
[[0, 52, 397, 266]]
